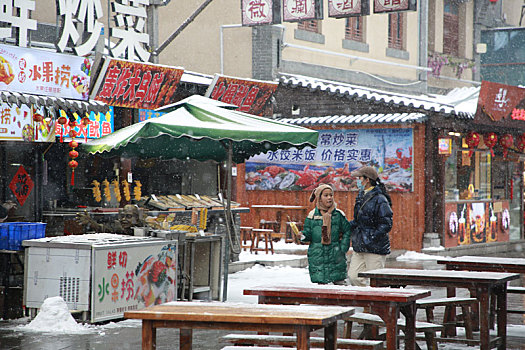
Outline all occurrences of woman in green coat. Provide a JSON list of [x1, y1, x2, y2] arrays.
[[300, 184, 352, 285]]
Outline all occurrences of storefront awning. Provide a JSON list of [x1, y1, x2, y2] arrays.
[[279, 74, 479, 118], [0, 90, 109, 115], [279, 112, 427, 126]]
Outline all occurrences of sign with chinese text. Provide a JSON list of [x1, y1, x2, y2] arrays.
[[476, 80, 525, 122], [91, 58, 184, 109], [373, 0, 417, 13], [205, 74, 278, 116], [0, 103, 55, 142], [138, 109, 166, 122], [328, 0, 370, 18], [245, 128, 413, 192], [92, 241, 177, 323], [0, 44, 91, 100], [241, 0, 281, 26], [9, 165, 34, 206], [55, 107, 114, 142], [438, 137, 452, 155], [283, 0, 323, 22]]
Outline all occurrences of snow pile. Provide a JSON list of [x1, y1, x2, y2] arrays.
[[18, 296, 93, 333], [396, 251, 450, 261]]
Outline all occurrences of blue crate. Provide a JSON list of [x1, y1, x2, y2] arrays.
[[0, 222, 46, 251]]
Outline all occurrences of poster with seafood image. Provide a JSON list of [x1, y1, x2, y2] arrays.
[[245, 128, 413, 192], [92, 242, 177, 323], [0, 103, 54, 142], [0, 44, 91, 100]]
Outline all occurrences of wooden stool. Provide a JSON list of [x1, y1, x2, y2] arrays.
[[239, 226, 254, 251], [251, 228, 274, 254]]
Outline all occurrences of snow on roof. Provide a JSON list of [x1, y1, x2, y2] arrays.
[[180, 70, 214, 85], [279, 73, 479, 119], [280, 113, 427, 126]]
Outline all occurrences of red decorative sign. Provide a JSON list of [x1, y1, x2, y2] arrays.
[[91, 58, 184, 109], [373, 0, 417, 13], [329, 0, 370, 18], [476, 80, 525, 122], [205, 74, 278, 116], [9, 165, 34, 206], [241, 0, 281, 26]]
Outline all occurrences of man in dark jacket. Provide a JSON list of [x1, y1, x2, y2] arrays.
[[348, 166, 393, 286]]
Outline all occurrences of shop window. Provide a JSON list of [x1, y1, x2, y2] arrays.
[[388, 12, 405, 50], [443, 0, 459, 56], [298, 20, 321, 34], [445, 149, 491, 201], [345, 17, 364, 42]]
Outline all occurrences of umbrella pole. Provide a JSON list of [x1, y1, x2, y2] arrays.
[[222, 141, 233, 301]]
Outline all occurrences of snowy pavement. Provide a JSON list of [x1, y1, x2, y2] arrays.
[[2, 248, 525, 349]]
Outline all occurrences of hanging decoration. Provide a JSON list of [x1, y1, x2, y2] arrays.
[[516, 133, 525, 153], [57, 111, 68, 143], [500, 133, 513, 159], [68, 140, 79, 186], [465, 131, 480, 157], [32, 107, 44, 141], [483, 132, 498, 157], [80, 113, 91, 143]]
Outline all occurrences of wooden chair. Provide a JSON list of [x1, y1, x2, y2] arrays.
[[239, 226, 253, 251], [251, 228, 274, 254]]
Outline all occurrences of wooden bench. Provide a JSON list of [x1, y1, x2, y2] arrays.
[[346, 312, 444, 350], [222, 347, 324, 350], [251, 228, 275, 254], [416, 296, 476, 339], [223, 334, 383, 350], [507, 286, 525, 314]]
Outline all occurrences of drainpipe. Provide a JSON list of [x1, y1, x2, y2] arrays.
[[220, 24, 243, 74], [418, 0, 428, 93]]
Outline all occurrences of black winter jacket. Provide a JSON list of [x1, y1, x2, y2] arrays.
[[348, 186, 393, 255]]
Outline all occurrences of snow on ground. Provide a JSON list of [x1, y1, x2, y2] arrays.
[[10, 249, 525, 349], [396, 250, 450, 261]]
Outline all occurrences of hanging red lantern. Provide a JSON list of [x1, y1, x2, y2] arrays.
[[69, 140, 79, 149], [465, 131, 480, 157], [68, 160, 78, 186], [33, 113, 43, 123], [69, 150, 79, 159], [483, 132, 498, 157], [516, 133, 525, 153], [500, 134, 514, 159], [80, 113, 91, 142], [57, 114, 68, 143]]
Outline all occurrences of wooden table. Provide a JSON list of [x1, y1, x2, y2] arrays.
[[437, 256, 525, 274], [359, 268, 520, 350], [251, 205, 308, 234], [244, 285, 431, 350], [124, 301, 355, 350]]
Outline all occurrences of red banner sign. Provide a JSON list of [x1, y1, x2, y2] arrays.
[[476, 80, 525, 122], [9, 165, 33, 206], [91, 58, 184, 109], [205, 75, 278, 116], [373, 0, 416, 13]]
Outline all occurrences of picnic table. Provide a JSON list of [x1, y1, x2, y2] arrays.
[[244, 285, 431, 350], [124, 301, 355, 350], [359, 268, 520, 350], [251, 205, 308, 234], [437, 256, 525, 274]]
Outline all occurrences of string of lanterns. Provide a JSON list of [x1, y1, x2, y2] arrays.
[[464, 131, 523, 159]]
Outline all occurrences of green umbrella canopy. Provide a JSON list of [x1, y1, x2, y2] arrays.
[[81, 95, 318, 163]]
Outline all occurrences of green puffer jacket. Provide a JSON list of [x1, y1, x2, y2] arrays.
[[302, 208, 352, 284]]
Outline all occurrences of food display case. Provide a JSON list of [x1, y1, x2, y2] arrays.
[[22, 234, 178, 323]]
